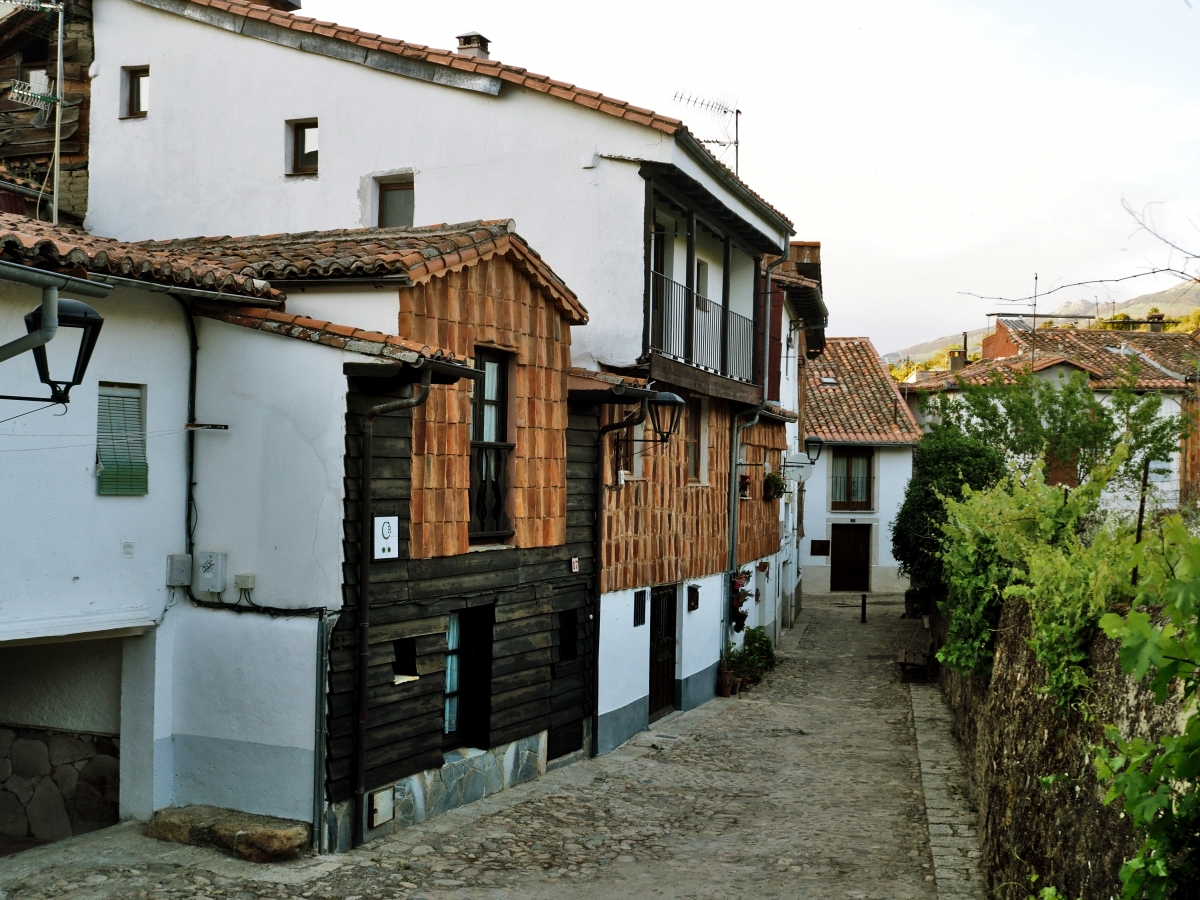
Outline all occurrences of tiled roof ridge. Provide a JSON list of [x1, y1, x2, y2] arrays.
[[152, 0, 792, 229], [192, 302, 461, 364], [0, 213, 277, 298]]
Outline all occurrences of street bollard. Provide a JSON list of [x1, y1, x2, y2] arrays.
[[860, 593, 867, 624]]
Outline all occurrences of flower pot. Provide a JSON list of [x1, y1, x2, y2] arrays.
[[717, 682, 732, 698], [730, 678, 740, 695]]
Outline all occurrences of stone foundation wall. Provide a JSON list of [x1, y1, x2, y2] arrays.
[[0, 726, 119, 845], [326, 731, 548, 852], [935, 600, 1179, 899]]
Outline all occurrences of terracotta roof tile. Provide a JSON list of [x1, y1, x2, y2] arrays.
[[154, 0, 791, 229], [807, 337, 922, 444]]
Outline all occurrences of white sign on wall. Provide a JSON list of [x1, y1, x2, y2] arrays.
[[374, 516, 399, 560]]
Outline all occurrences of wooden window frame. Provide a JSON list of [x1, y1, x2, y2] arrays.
[[291, 120, 318, 175], [830, 448, 874, 511], [684, 396, 702, 482], [123, 67, 148, 119], [378, 179, 414, 228], [469, 348, 514, 543]]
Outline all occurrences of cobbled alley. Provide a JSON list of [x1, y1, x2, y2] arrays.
[[0, 594, 982, 900]]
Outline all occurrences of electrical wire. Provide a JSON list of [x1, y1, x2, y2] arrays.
[[0, 401, 63, 425]]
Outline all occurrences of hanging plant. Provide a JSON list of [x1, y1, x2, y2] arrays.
[[763, 472, 786, 501], [731, 606, 749, 632], [739, 473, 752, 499]]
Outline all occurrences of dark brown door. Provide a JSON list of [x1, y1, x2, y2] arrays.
[[648, 585, 677, 721], [830, 524, 871, 592]]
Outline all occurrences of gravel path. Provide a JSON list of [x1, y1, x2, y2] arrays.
[[0, 592, 979, 900]]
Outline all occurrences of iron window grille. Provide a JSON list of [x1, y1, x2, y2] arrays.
[[633, 590, 647, 627], [469, 349, 513, 542], [96, 383, 148, 495]]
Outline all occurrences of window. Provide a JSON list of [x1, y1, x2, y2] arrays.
[[469, 349, 512, 542], [392, 638, 418, 685], [687, 585, 700, 612], [443, 606, 494, 749], [124, 67, 148, 117], [696, 259, 709, 299], [97, 383, 148, 495], [633, 590, 647, 627], [558, 609, 578, 662], [684, 397, 702, 482], [291, 121, 318, 174], [831, 449, 873, 511], [378, 179, 414, 228]]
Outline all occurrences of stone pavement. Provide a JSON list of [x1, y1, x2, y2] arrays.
[[0, 592, 981, 900]]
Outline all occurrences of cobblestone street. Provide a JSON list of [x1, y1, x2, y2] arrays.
[[0, 593, 981, 900]]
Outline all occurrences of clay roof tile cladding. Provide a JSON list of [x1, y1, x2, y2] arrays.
[[807, 337, 922, 445], [162, 0, 792, 229]]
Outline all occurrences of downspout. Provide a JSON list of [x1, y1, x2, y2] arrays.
[[355, 365, 433, 846], [590, 397, 648, 757], [725, 248, 788, 648]]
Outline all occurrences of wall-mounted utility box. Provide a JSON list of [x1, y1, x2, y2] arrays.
[[233, 573, 256, 590], [166, 554, 192, 586], [369, 787, 393, 828], [194, 551, 227, 594]]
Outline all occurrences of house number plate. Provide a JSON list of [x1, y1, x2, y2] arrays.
[[374, 516, 399, 560]]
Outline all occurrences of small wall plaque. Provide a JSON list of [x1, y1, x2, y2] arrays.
[[374, 516, 399, 560]]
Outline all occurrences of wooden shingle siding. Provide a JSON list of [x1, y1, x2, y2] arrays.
[[327, 372, 596, 805], [399, 253, 571, 558]]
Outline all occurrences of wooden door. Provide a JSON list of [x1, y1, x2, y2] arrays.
[[648, 585, 677, 721], [830, 524, 871, 592]]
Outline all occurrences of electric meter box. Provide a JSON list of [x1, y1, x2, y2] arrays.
[[166, 554, 192, 587], [194, 551, 227, 594]]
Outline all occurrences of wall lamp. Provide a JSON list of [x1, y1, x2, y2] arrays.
[[0, 260, 111, 403], [647, 391, 685, 443], [803, 435, 824, 465]]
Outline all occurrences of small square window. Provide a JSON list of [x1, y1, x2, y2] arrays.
[[292, 121, 318, 174], [97, 383, 148, 495], [633, 590, 646, 627], [378, 180, 414, 228], [125, 67, 149, 117], [392, 638, 418, 685]]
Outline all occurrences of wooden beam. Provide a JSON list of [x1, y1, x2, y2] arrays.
[[648, 351, 762, 405]]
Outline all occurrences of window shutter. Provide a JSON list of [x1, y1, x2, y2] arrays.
[[96, 385, 148, 495]]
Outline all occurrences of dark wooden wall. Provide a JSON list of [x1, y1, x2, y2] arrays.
[[326, 379, 597, 804]]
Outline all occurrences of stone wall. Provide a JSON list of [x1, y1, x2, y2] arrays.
[[0, 726, 119, 847], [935, 600, 1179, 899], [326, 731, 548, 852]]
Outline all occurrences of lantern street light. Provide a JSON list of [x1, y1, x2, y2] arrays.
[[803, 435, 824, 465], [0, 261, 111, 404], [647, 391, 686, 443]]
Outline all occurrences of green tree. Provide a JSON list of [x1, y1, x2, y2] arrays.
[[891, 426, 1004, 589]]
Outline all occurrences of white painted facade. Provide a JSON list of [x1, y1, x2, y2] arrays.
[[800, 445, 914, 594]]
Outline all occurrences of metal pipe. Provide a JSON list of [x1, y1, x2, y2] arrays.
[[87, 271, 281, 307], [725, 246, 788, 647], [0, 259, 113, 297], [354, 365, 433, 846], [0, 286, 55, 364], [312, 607, 337, 852]]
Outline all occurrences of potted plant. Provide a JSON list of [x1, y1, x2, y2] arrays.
[[763, 472, 786, 501]]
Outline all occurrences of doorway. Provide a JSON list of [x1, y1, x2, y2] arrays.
[[648, 585, 678, 722], [830, 524, 871, 592]]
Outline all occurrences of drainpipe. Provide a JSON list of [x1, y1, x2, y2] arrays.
[[0, 260, 112, 365], [590, 396, 648, 756], [725, 247, 788, 648], [0, 286, 56, 364], [355, 364, 433, 847]]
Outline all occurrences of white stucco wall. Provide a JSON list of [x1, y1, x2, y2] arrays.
[[678, 572, 725, 682], [0, 284, 188, 642], [597, 588, 650, 717], [88, 0, 790, 374], [800, 445, 913, 594], [0, 638, 123, 733]]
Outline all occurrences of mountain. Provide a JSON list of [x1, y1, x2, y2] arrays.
[[887, 280, 1200, 362]]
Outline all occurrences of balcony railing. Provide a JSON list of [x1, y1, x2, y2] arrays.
[[650, 271, 754, 382], [831, 475, 874, 511], [469, 441, 514, 541]]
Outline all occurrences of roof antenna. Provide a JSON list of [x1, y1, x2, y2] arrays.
[[673, 91, 741, 175]]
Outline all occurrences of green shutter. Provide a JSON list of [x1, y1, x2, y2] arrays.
[[96, 386, 148, 496]]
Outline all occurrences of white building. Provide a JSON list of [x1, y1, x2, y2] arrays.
[[800, 338, 918, 594]]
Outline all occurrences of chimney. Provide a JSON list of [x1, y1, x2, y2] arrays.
[[456, 31, 491, 59], [1148, 312, 1165, 333], [948, 350, 967, 373]]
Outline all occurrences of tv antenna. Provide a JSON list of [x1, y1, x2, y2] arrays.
[[674, 91, 740, 175]]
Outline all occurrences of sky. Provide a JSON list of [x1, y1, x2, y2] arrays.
[[301, 0, 1200, 354]]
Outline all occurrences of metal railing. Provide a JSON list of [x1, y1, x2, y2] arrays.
[[831, 475, 873, 511], [650, 271, 754, 382], [469, 441, 514, 541]]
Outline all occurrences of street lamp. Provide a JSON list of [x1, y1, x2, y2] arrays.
[[803, 435, 824, 465], [24, 298, 104, 402], [647, 391, 685, 443]]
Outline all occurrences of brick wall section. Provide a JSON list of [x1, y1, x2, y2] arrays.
[[398, 251, 571, 558], [737, 420, 787, 566], [599, 400, 787, 593]]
